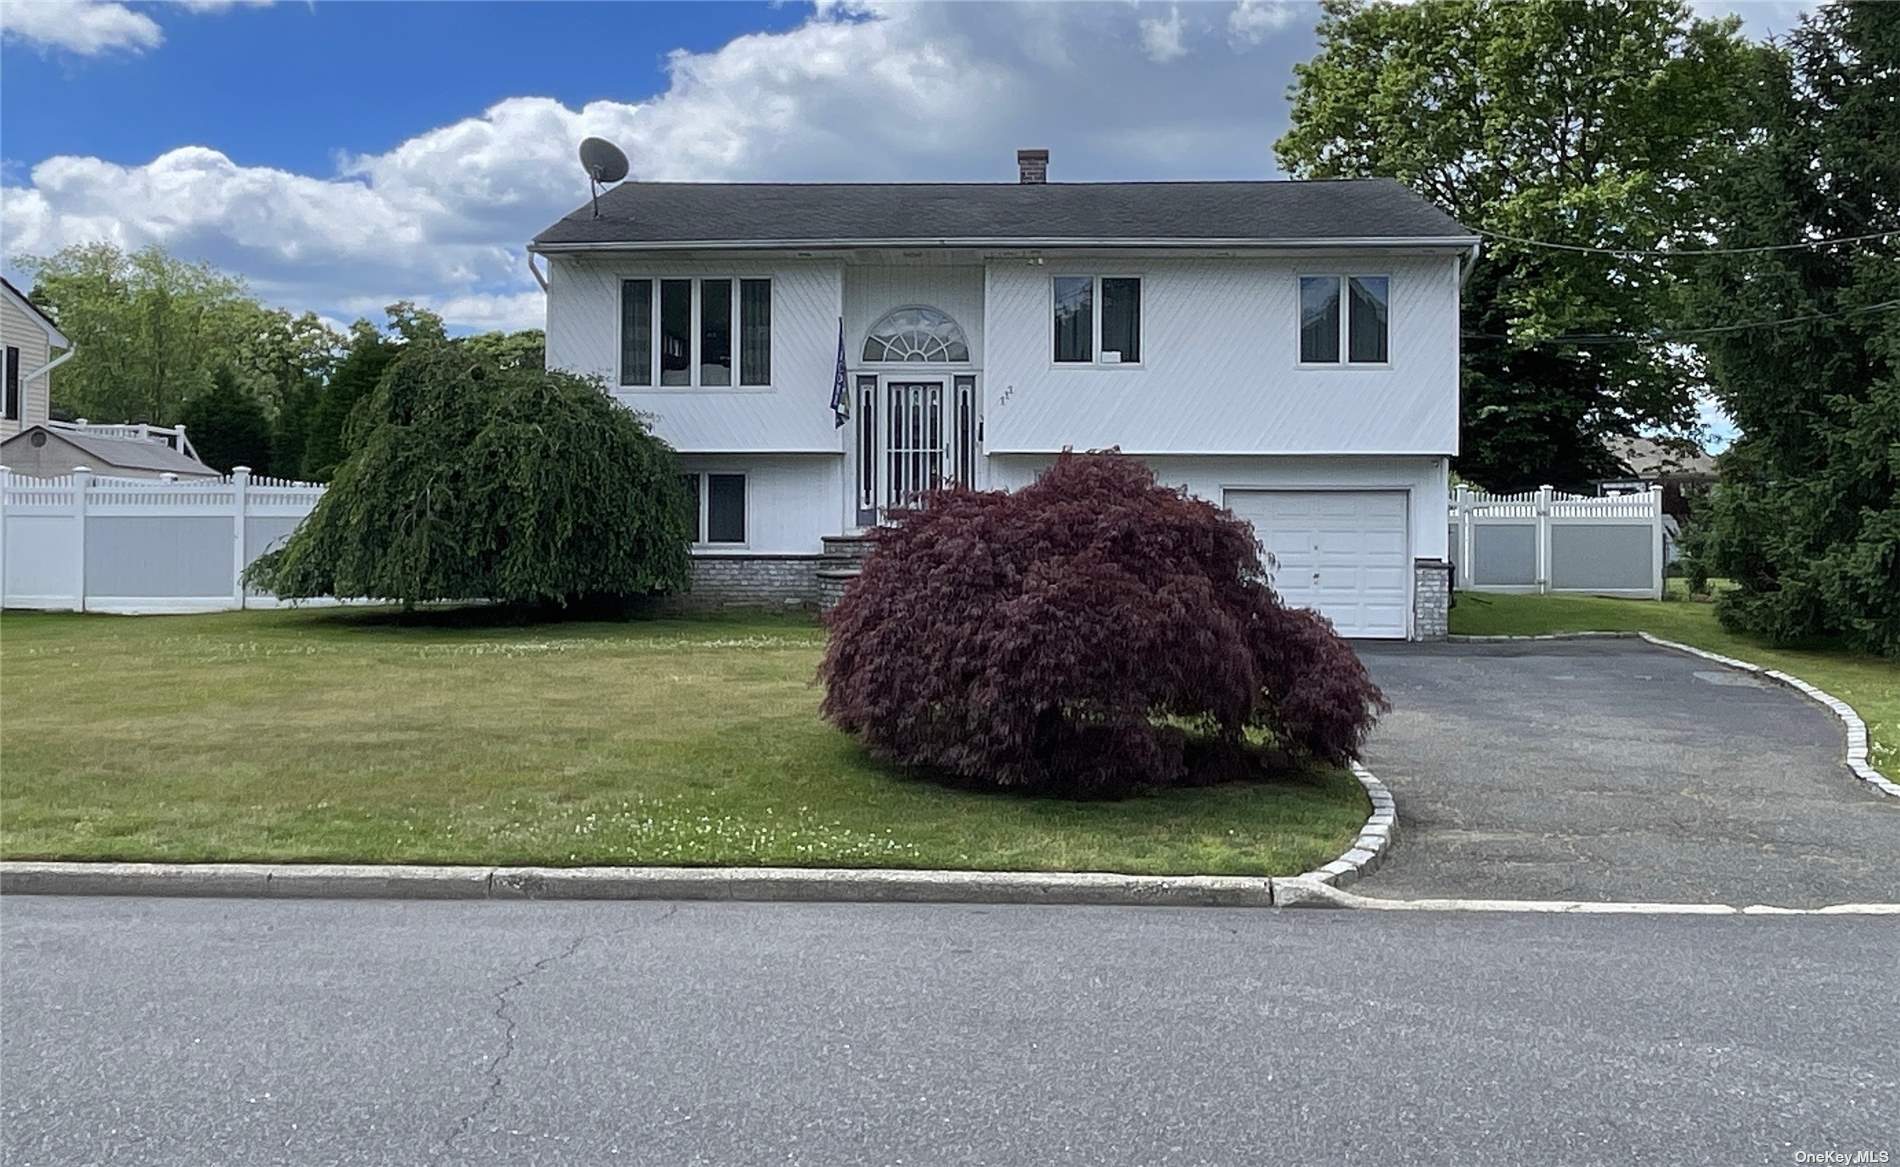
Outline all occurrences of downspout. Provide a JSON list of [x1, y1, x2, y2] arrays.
[[20, 343, 76, 384], [527, 251, 549, 292], [1458, 240, 1482, 288]]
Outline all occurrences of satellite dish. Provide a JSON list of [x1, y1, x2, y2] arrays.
[[579, 137, 629, 218], [579, 137, 630, 184]]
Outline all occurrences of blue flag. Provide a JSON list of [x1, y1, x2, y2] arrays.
[[829, 316, 849, 428]]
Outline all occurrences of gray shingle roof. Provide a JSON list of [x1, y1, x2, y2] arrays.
[[530, 178, 1473, 249], [3, 426, 218, 476]]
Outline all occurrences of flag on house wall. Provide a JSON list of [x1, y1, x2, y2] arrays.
[[829, 316, 849, 428]]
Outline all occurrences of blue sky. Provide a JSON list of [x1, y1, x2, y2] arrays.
[[2, 1, 1810, 445]]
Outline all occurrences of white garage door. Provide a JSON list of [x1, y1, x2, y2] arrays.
[[1225, 490, 1409, 639]]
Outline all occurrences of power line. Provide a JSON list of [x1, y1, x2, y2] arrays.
[[1463, 298, 1900, 345], [1476, 226, 1900, 258]]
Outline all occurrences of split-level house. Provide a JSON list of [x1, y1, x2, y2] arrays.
[[531, 150, 1477, 640]]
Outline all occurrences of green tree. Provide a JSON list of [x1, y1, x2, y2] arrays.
[[178, 366, 274, 475], [1683, 4, 1900, 656], [15, 243, 259, 425], [461, 328, 545, 370], [248, 345, 692, 608], [299, 321, 397, 481], [1276, 0, 1760, 491]]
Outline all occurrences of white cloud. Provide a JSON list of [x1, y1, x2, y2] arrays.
[[0, 0, 163, 56], [1139, 5, 1187, 63], [1229, 0, 1298, 47], [2, 1, 1322, 331]]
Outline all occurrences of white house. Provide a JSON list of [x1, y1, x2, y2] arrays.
[[531, 150, 1478, 639], [1, 277, 73, 441]]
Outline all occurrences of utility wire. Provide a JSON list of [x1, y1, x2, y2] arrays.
[[1463, 298, 1900, 345], [1476, 226, 1900, 257]]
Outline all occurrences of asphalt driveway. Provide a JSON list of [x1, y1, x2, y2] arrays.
[[1353, 639, 1900, 906]]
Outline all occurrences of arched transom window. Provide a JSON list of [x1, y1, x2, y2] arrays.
[[862, 305, 971, 363]]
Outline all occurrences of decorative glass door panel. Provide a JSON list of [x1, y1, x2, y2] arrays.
[[854, 376, 978, 525]]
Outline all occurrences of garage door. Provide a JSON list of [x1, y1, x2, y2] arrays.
[[1224, 490, 1409, 638]]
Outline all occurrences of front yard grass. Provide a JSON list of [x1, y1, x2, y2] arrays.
[[1450, 589, 1898, 780], [0, 608, 1366, 875]]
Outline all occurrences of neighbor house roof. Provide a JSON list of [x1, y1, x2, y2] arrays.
[[530, 179, 1477, 251], [1, 277, 70, 348], [1, 425, 217, 476]]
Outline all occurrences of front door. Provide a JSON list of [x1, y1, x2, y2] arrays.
[[853, 374, 978, 526]]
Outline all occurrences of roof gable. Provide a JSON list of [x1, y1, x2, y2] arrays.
[[0, 278, 70, 348], [531, 178, 1474, 251]]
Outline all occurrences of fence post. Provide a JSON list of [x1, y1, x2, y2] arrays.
[[1453, 484, 1471, 581], [72, 466, 92, 612], [0, 465, 9, 610], [1651, 484, 1666, 601], [1535, 484, 1554, 594], [231, 465, 250, 611]]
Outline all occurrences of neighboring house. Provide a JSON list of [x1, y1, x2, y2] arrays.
[[1, 423, 217, 480], [1599, 436, 1719, 563], [1, 277, 73, 441], [530, 150, 1478, 639]]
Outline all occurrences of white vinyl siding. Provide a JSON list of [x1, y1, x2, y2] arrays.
[[550, 258, 840, 454], [986, 255, 1458, 456]]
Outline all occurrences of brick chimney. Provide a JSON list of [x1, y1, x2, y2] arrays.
[[1017, 148, 1049, 184]]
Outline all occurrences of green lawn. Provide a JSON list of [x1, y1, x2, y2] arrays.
[[0, 608, 1365, 875], [1451, 589, 1898, 780]]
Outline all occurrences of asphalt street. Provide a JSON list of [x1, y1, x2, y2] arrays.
[[3, 895, 1894, 1166], [1355, 639, 1900, 906]]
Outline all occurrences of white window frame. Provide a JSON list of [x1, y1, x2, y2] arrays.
[[1051, 274, 1143, 368], [619, 277, 771, 390], [683, 470, 749, 548], [1295, 274, 1392, 369]]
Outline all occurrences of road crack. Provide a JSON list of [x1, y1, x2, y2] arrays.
[[428, 903, 681, 1164]]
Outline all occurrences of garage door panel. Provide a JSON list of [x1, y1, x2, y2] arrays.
[[1225, 489, 1410, 639]]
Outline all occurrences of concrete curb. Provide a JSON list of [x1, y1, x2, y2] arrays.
[[1290, 762, 1397, 891], [0, 762, 1402, 907], [1446, 629, 1896, 800], [0, 860, 1278, 907]]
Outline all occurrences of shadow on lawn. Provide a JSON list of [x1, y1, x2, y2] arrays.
[[277, 596, 822, 634], [845, 730, 1342, 804]]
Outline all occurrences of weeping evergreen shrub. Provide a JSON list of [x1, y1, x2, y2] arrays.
[[819, 452, 1388, 795], [248, 344, 691, 607]]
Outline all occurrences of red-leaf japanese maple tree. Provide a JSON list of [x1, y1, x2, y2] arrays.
[[820, 452, 1387, 795]]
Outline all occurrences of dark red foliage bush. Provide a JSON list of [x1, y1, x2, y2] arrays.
[[819, 452, 1388, 795]]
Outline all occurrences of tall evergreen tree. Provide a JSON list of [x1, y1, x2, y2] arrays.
[[1684, 4, 1900, 656], [179, 366, 274, 475]]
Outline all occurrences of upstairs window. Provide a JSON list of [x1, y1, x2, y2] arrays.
[[1054, 276, 1141, 365], [621, 278, 771, 387], [1299, 275, 1389, 365]]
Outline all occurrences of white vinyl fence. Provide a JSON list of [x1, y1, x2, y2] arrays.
[[1448, 484, 1664, 599], [0, 466, 328, 613]]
